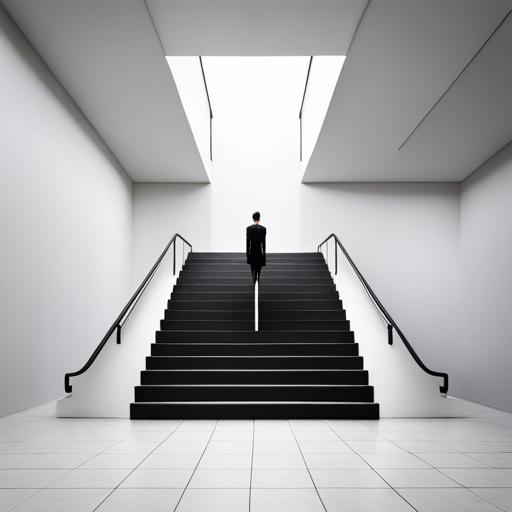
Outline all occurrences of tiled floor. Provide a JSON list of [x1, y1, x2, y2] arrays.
[[1, 402, 512, 511]]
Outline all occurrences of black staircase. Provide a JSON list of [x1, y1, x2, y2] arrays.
[[130, 253, 379, 419]]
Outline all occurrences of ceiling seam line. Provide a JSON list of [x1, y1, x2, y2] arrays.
[[398, 8, 512, 151], [143, 0, 166, 56], [345, 0, 372, 57]]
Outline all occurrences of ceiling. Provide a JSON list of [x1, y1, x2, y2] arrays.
[[3, 0, 512, 183]]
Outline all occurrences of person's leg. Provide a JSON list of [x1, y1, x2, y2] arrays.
[[254, 264, 262, 283]]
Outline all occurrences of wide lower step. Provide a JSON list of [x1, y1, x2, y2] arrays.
[[130, 401, 380, 419], [134, 385, 374, 402], [160, 320, 350, 331], [141, 369, 369, 385], [167, 300, 343, 311], [145, 356, 364, 370], [173, 284, 336, 293], [170, 292, 340, 301], [151, 343, 359, 356], [164, 310, 347, 321], [155, 330, 355, 344]]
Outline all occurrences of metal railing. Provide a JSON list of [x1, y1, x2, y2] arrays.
[[318, 234, 448, 395], [64, 234, 192, 393]]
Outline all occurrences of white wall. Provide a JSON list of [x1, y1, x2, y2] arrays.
[[460, 140, 512, 413], [300, 183, 462, 397], [0, 5, 133, 418], [132, 183, 211, 286]]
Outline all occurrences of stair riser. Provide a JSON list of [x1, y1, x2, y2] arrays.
[[177, 277, 334, 285], [156, 331, 355, 344], [151, 343, 359, 356], [189, 253, 322, 259], [184, 264, 327, 271], [130, 402, 379, 420], [141, 370, 369, 385], [145, 356, 364, 370], [179, 271, 331, 278], [135, 386, 374, 402], [160, 320, 350, 331]]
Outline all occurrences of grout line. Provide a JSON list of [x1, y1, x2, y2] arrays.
[[288, 420, 328, 512], [172, 419, 219, 512]]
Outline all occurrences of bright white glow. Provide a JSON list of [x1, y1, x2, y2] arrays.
[[300, 56, 346, 177], [166, 57, 211, 179]]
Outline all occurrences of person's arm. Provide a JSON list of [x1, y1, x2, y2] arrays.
[[246, 227, 251, 263], [262, 228, 266, 266]]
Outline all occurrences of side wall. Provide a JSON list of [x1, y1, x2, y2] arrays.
[[460, 140, 512, 413], [300, 183, 462, 397], [132, 183, 212, 286], [0, 6, 133, 417]]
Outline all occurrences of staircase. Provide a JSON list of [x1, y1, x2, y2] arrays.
[[130, 253, 379, 419]]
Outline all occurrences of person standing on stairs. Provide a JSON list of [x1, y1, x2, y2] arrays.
[[246, 211, 266, 284]]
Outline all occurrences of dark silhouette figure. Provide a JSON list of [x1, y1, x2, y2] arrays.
[[246, 211, 266, 284]]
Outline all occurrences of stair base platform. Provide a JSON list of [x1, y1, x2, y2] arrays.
[[130, 401, 380, 419]]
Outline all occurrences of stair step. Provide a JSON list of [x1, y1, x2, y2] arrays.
[[155, 331, 355, 344], [160, 320, 350, 331], [141, 369, 369, 385], [170, 292, 340, 301], [188, 252, 323, 259], [134, 385, 374, 402], [151, 343, 359, 356], [164, 310, 346, 321], [179, 270, 331, 278], [167, 300, 343, 311], [177, 277, 334, 285], [173, 284, 336, 292], [145, 356, 364, 370], [183, 263, 328, 271], [130, 401, 380, 419]]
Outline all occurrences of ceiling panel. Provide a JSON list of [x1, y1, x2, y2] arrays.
[[146, 0, 368, 56], [2, 0, 210, 182], [303, 0, 512, 182]]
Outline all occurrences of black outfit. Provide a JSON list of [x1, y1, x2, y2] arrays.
[[246, 223, 266, 284]]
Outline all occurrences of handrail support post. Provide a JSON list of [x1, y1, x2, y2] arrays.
[[387, 324, 393, 345], [116, 324, 122, 345]]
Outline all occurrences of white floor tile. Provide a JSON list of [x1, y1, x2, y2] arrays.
[[10, 488, 111, 512], [188, 469, 251, 488], [153, 442, 207, 455], [79, 454, 147, 469], [310, 469, 389, 488], [48, 469, 130, 488], [0, 454, 41, 469], [176, 420, 217, 432], [333, 431, 385, 441], [197, 454, 252, 469], [0, 442, 69, 454], [298, 440, 353, 454], [293, 430, 340, 441], [53, 442, 117, 454], [289, 420, 331, 431], [471, 488, 512, 512], [415, 452, 492, 468], [252, 453, 306, 469], [439, 468, 512, 487], [139, 453, 202, 469], [344, 440, 405, 454], [14, 453, 94, 469], [360, 453, 430, 469], [464, 452, 512, 468], [103, 442, 159, 454], [0, 489, 38, 512], [397, 488, 503, 512], [251, 488, 325, 512], [141, 420, 182, 432], [254, 420, 291, 431], [318, 488, 415, 511], [436, 441, 501, 453], [0, 469, 69, 488], [204, 441, 253, 454], [215, 420, 253, 431], [303, 453, 369, 469], [393, 441, 455, 453], [166, 431, 212, 442], [175, 488, 249, 512], [251, 469, 314, 488], [253, 430, 295, 441], [253, 441, 300, 454], [123, 431, 171, 443], [324, 420, 370, 431], [95, 488, 183, 511], [211, 431, 253, 441], [375, 468, 461, 488], [119, 469, 193, 488]]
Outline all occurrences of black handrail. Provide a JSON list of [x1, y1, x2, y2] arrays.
[[318, 234, 448, 395], [64, 234, 192, 393]]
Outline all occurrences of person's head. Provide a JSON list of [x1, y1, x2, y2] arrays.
[[252, 211, 260, 223]]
